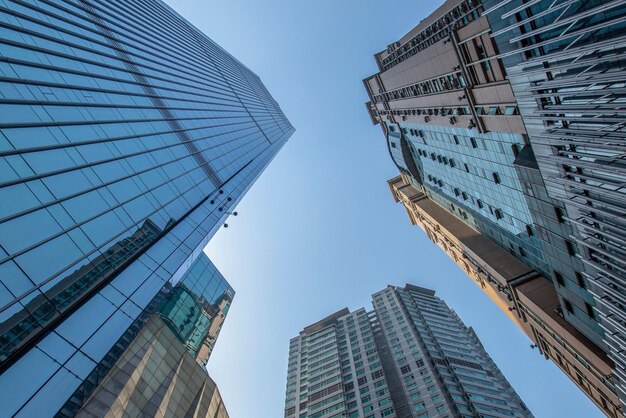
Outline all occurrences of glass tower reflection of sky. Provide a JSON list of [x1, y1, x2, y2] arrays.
[[0, 0, 293, 416]]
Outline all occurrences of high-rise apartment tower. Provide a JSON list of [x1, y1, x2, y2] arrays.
[[0, 0, 293, 415], [482, 0, 626, 409], [285, 284, 532, 418], [363, 0, 624, 415]]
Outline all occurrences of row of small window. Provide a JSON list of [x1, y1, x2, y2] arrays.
[[415, 400, 447, 416], [382, 318, 406, 330], [382, 106, 472, 119], [425, 317, 465, 336], [307, 348, 339, 365], [300, 351, 339, 376], [339, 338, 373, 352], [416, 304, 449, 317], [414, 321, 462, 340], [307, 341, 336, 358], [381, 0, 482, 70], [309, 361, 340, 380], [419, 155, 504, 192], [342, 329, 372, 341], [375, 72, 467, 103], [308, 374, 343, 393], [427, 334, 474, 352], [391, 341, 415, 355], [379, 303, 401, 315], [346, 388, 389, 405], [309, 368, 340, 385], [346, 397, 391, 412], [410, 134, 475, 154], [414, 130, 523, 160], [345, 357, 380, 371], [380, 104, 518, 122], [449, 191, 505, 221], [421, 150, 457, 168], [344, 372, 386, 396], [429, 321, 466, 339], [342, 364, 381, 380], [305, 353, 339, 374], [475, 105, 518, 116], [340, 343, 377, 359], [336, 323, 370, 334], [345, 324, 371, 336], [379, 312, 403, 326], [338, 315, 368, 328], [424, 324, 464, 347], [307, 333, 337, 350], [305, 327, 336, 344]]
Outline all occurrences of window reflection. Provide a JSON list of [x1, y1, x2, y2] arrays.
[[0, 219, 162, 366], [57, 253, 233, 416], [159, 255, 234, 367]]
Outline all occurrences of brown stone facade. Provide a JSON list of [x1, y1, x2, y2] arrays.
[[389, 174, 621, 417]]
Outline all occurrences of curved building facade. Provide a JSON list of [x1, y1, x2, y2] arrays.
[[364, 0, 625, 415]]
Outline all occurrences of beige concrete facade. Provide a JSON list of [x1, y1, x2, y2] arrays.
[[389, 174, 621, 417], [364, 0, 526, 136]]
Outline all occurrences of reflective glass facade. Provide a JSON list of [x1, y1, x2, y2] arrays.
[[158, 253, 233, 368], [0, 0, 293, 415], [74, 315, 230, 418], [58, 252, 233, 416], [285, 285, 532, 418], [483, 0, 626, 410], [386, 119, 604, 347], [386, 123, 548, 276]]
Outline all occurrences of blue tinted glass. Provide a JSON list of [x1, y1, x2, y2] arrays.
[[0, 0, 292, 415]]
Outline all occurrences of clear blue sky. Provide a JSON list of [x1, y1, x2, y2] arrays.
[[163, 1, 602, 417]]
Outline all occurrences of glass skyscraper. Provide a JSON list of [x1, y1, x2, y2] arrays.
[[284, 284, 532, 418], [483, 0, 626, 409], [0, 0, 293, 416], [363, 0, 625, 415]]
